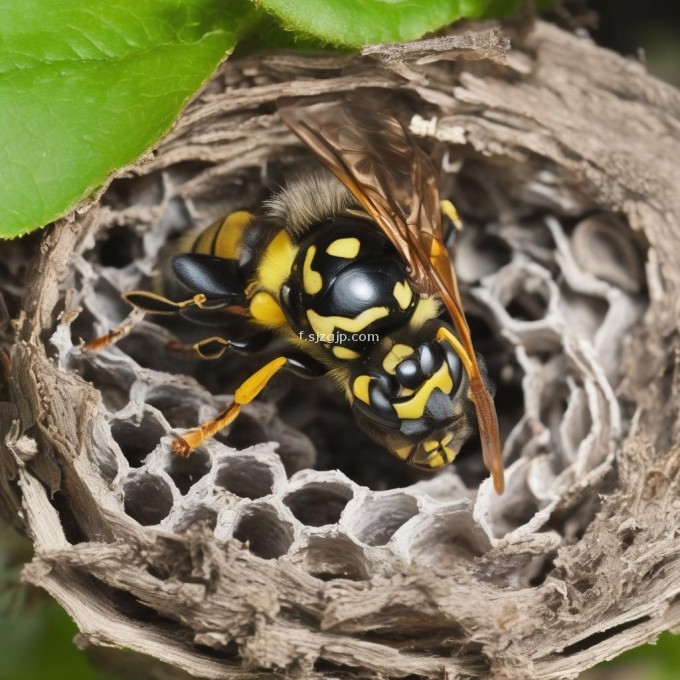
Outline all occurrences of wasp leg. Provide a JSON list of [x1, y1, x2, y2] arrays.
[[124, 291, 208, 314], [171, 353, 326, 457], [165, 331, 274, 360], [82, 292, 208, 351], [81, 309, 145, 351]]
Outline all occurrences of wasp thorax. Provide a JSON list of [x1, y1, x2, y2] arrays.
[[281, 218, 417, 357]]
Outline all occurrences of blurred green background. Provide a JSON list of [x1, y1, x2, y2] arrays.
[[1, 1, 679, 679]]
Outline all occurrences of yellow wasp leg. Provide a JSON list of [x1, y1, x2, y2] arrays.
[[124, 291, 208, 314], [82, 293, 207, 351], [172, 356, 287, 457], [165, 336, 231, 360], [436, 325, 505, 494], [436, 326, 474, 380]]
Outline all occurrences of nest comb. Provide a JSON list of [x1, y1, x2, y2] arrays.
[[2, 21, 680, 680]]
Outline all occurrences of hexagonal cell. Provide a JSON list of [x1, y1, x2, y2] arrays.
[[123, 474, 174, 526], [570, 213, 644, 294], [351, 494, 419, 547], [300, 534, 369, 581], [405, 508, 492, 565], [95, 224, 144, 269], [165, 449, 212, 495], [221, 412, 269, 450], [215, 455, 275, 500], [284, 482, 353, 527], [233, 504, 294, 560], [145, 386, 202, 429], [111, 411, 165, 468], [455, 230, 512, 283], [173, 506, 218, 534], [505, 282, 551, 322]]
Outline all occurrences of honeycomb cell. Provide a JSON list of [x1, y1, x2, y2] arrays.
[[405, 507, 492, 565], [173, 506, 218, 533], [284, 481, 353, 527], [350, 493, 419, 547], [145, 386, 202, 429], [505, 283, 550, 322], [571, 214, 644, 293], [215, 456, 275, 500], [300, 534, 369, 581], [111, 411, 165, 468], [455, 230, 512, 283], [221, 412, 268, 450], [165, 449, 212, 495], [233, 504, 294, 559], [123, 474, 174, 526], [95, 224, 144, 269]]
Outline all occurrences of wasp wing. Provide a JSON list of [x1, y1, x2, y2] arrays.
[[278, 94, 504, 493]]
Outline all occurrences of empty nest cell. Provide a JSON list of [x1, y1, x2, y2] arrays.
[[297, 533, 370, 581], [349, 493, 419, 547], [165, 449, 212, 495], [233, 503, 295, 560], [143, 385, 202, 430], [284, 480, 353, 527], [215, 455, 276, 500], [110, 410, 166, 468], [123, 473, 174, 526]]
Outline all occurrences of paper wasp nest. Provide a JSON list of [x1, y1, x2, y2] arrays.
[[2, 20, 680, 680]]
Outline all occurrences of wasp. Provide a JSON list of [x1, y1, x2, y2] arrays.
[[87, 94, 504, 493]]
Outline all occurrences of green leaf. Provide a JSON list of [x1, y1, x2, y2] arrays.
[[0, 0, 256, 238], [256, 0, 519, 48]]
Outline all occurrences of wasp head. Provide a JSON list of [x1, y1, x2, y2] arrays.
[[348, 319, 483, 470]]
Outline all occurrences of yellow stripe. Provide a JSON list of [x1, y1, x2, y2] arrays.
[[382, 343, 414, 375], [257, 230, 297, 294], [394, 445, 413, 460], [307, 307, 388, 336], [194, 221, 221, 254], [303, 246, 323, 295], [392, 280, 413, 310], [352, 375, 371, 404], [393, 362, 453, 420], [249, 291, 286, 328], [408, 297, 440, 330], [214, 211, 252, 259], [326, 237, 360, 259], [333, 346, 361, 360]]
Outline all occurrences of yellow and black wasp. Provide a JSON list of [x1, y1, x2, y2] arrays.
[[88, 93, 505, 493]]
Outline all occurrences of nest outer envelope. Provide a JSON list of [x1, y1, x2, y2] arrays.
[[1, 19, 680, 680]]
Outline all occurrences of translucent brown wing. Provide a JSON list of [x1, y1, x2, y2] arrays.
[[278, 94, 504, 493]]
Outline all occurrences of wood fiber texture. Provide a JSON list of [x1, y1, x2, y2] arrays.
[[1, 20, 680, 680]]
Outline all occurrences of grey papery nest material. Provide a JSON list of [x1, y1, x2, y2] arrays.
[[1, 19, 680, 680]]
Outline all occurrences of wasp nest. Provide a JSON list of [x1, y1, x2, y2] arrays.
[[2, 20, 680, 680]]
